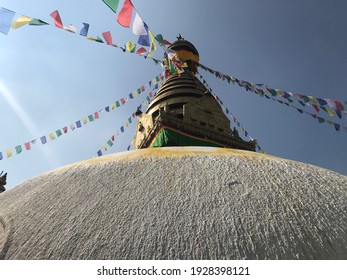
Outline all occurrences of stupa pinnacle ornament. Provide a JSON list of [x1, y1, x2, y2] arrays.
[[135, 37, 256, 151]]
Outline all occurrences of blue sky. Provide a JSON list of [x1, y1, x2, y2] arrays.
[[0, 0, 346, 189]]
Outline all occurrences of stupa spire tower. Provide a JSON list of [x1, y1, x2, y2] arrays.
[[134, 37, 256, 151]]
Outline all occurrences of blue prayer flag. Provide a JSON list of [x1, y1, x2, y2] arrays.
[[138, 23, 150, 46], [40, 136, 47, 144], [76, 120, 82, 128], [0, 152, 3, 160], [80, 22, 89, 37], [0, 7, 15, 35], [97, 150, 102, 157]]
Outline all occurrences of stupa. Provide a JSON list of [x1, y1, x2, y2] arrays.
[[134, 36, 256, 151], [0, 38, 346, 260]]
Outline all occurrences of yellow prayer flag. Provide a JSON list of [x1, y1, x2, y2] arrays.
[[6, 149, 13, 158], [82, 118, 88, 124], [111, 103, 116, 110], [126, 40, 136, 52], [308, 96, 318, 105], [49, 132, 55, 140], [326, 108, 336, 117], [124, 121, 129, 128], [147, 53, 154, 58], [102, 145, 107, 151], [11, 16, 32, 29], [327, 120, 334, 125], [149, 30, 156, 52]]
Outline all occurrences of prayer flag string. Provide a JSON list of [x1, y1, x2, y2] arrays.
[[198, 62, 347, 133], [0, 72, 165, 161], [197, 72, 265, 153], [96, 74, 167, 156]]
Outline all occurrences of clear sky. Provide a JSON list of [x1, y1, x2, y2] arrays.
[[0, 0, 346, 189]]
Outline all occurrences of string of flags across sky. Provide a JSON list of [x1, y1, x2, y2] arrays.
[[0, 0, 345, 161], [0, 72, 165, 161]]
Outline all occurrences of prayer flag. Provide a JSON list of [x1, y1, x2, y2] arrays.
[[149, 30, 156, 52], [126, 40, 136, 52], [70, 123, 76, 130], [334, 123, 340, 131], [15, 145, 22, 154], [80, 22, 89, 36], [138, 23, 150, 46], [116, 101, 120, 107], [63, 24, 76, 33], [97, 150, 102, 157], [102, 145, 107, 151], [120, 98, 126, 104], [312, 104, 320, 112], [102, 31, 113, 45], [11, 15, 32, 29], [326, 108, 336, 117], [56, 130, 62, 137], [76, 120, 82, 128], [102, 0, 120, 13], [132, 13, 147, 35], [6, 149, 12, 158], [24, 142, 31, 150], [49, 132, 55, 140], [107, 140, 114, 147], [129, 93, 134, 99], [117, 0, 134, 28], [127, 145, 131, 151], [335, 101, 344, 112], [111, 135, 115, 141], [136, 47, 147, 55], [94, 112, 99, 119], [50, 10, 64, 29], [0, 152, 2, 160], [88, 115, 94, 122], [317, 117, 325, 123], [40, 136, 47, 144], [120, 126, 124, 132], [62, 126, 68, 133], [82, 118, 87, 125], [29, 19, 48, 26], [0, 7, 15, 35], [111, 103, 116, 110], [105, 106, 110, 112]]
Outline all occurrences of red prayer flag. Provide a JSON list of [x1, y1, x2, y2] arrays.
[[111, 135, 115, 141], [62, 126, 68, 133], [24, 142, 31, 151], [141, 85, 145, 92], [50, 10, 63, 29], [117, 0, 134, 28], [312, 104, 320, 112], [135, 47, 147, 55], [335, 100, 344, 112], [94, 112, 99, 119], [120, 98, 126, 104], [102, 31, 113, 45]]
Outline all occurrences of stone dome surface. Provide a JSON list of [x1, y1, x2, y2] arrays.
[[0, 147, 346, 260]]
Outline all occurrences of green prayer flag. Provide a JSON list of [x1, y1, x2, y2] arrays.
[[102, 0, 120, 13], [128, 117, 132, 123], [56, 130, 62, 137], [15, 145, 22, 154], [115, 101, 120, 107], [107, 140, 114, 147], [88, 115, 94, 122], [137, 88, 141, 94], [96, 36, 104, 43], [155, 34, 165, 45], [29, 18, 48, 26], [317, 117, 325, 123]]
